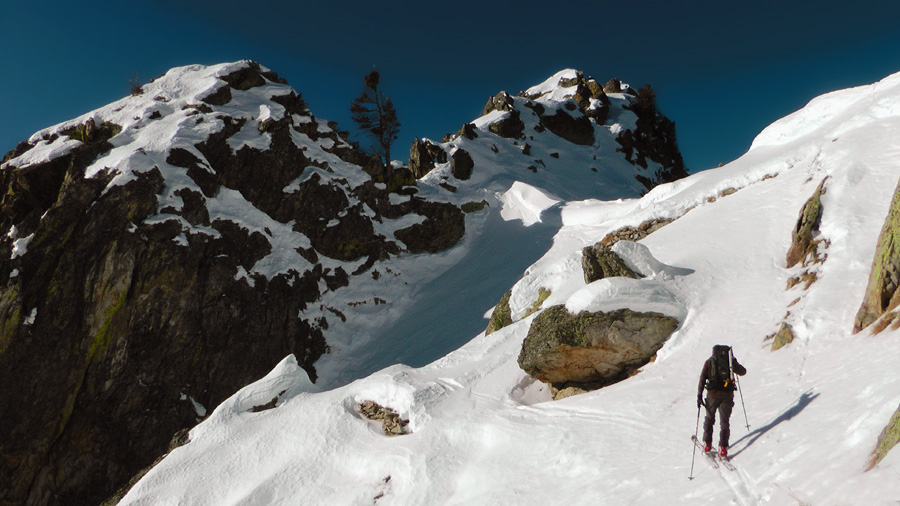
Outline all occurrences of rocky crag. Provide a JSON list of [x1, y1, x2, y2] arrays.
[[410, 69, 687, 198], [0, 61, 463, 506]]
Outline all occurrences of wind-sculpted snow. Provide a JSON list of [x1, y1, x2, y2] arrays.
[[121, 70, 900, 505]]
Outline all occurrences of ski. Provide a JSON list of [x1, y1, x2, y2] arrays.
[[692, 435, 737, 472], [690, 435, 718, 469], [716, 454, 737, 472]]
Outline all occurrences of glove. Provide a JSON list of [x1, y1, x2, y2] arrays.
[[697, 395, 704, 409]]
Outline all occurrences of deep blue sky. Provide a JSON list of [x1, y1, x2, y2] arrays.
[[3, 1, 900, 172]]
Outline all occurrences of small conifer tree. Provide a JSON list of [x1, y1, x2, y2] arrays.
[[350, 70, 400, 175]]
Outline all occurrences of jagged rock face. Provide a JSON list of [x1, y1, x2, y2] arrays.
[[855, 179, 900, 333], [0, 61, 463, 506], [409, 138, 435, 178], [582, 242, 640, 283], [482, 91, 516, 115], [615, 85, 688, 190], [517, 305, 678, 388]]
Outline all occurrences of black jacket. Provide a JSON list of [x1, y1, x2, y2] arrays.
[[698, 356, 746, 399]]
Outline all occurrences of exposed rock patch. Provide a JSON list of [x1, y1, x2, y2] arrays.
[[600, 219, 674, 246], [869, 404, 900, 469], [786, 179, 828, 268], [485, 290, 513, 335], [522, 288, 552, 318], [541, 106, 595, 146], [483, 91, 515, 115], [768, 322, 795, 351], [409, 139, 434, 178], [358, 401, 410, 436], [393, 201, 465, 254], [488, 109, 525, 140]]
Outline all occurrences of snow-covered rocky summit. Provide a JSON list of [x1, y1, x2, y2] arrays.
[[0, 61, 689, 506], [119, 70, 900, 505], [410, 68, 688, 201]]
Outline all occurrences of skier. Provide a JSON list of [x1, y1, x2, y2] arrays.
[[697, 345, 746, 458]]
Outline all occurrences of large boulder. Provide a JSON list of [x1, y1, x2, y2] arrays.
[[450, 148, 475, 181], [518, 305, 678, 387]]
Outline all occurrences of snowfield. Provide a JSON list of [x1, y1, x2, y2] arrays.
[[119, 71, 900, 505]]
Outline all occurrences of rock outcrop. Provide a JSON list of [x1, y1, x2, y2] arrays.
[[582, 242, 640, 283], [854, 179, 900, 333], [0, 61, 464, 506], [770, 322, 795, 351], [786, 179, 828, 268], [358, 401, 410, 436], [517, 305, 679, 388], [614, 85, 689, 190], [485, 289, 513, 335], [409, 138, 446, 179], [869, 404, 900, 469]]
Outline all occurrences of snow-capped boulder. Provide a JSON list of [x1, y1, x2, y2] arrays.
[[517, 304, 678, 388], [581, 241, 641, 283]]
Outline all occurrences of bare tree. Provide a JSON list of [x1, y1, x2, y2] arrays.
[[350, 69, 400, 176]]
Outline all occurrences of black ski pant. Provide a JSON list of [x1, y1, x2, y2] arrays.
[[702, 395, 734, 447]]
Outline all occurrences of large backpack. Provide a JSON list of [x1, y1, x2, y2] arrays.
[[706, 345, 734, 391]]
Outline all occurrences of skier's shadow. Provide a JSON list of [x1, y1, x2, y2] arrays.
[[730, 390, 819, 457]]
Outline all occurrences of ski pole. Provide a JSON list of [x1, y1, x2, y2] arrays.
[[689, 403, 701, 480], [735, 375, 750, 431]]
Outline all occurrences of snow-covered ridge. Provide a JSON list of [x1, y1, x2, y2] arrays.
[[750, 69, 900, 150], [120, 68, 900, 505]]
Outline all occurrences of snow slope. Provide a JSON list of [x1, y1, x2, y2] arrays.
[[312, 69, 663, 387], [120, 71, 900, 505]]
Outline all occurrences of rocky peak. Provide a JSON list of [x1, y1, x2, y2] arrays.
[[0, 60, 464, 505], [409, 68, 687, 199]]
